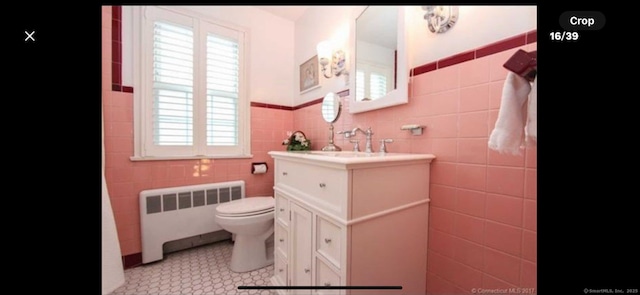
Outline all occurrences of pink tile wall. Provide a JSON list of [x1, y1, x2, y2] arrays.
[[293, 42, 538, 293], [102, 7, 293, 258]]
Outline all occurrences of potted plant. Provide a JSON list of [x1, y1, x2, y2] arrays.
[[282, 131, 311, 151]]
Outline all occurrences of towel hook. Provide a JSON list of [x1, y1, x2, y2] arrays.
[[503, 49, 537, 82]]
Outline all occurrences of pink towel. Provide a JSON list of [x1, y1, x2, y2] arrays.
[[488, 72, 532, 155]]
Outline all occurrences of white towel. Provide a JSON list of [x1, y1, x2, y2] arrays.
[[488, 72, 531, 155], [525, 76, 537, 145]]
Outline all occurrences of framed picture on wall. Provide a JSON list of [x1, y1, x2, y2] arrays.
[[300, 55, 320, 93]]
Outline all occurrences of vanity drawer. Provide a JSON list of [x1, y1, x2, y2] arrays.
[[276, 160, 347, 210], [275, 192, 290, 226], [274, 250, 288, 287], [316, 215, 342, 269], [315, 257, 342, 295], [275, 222, 288, 259]]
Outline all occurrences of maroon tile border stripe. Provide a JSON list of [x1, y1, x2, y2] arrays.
[[438, 50, 475, 69], [122, 252, 142, 269], [293, 98, 323, 110], [250, 102, 294, 111], [412, 62, 437, 76], [336, 89, 349, 97], [111, 6, 133, 93], [111, 6, 122, 92], [411, 29, 536, 76], [526, 30, 537, 43]]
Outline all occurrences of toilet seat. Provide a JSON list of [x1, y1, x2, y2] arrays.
[[216, 207, 274, 218], [216, 197, 274, 217]]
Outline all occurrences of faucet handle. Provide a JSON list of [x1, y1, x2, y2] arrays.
[[337, 130, 352, 138], [349, 139, 360, 152], [379, 139, 393, 153]]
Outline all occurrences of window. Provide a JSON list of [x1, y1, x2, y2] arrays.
[[132, 6, 250, 159], [355, 62, 392, 101]]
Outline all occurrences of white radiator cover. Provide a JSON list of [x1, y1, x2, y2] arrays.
[[139, 180, 244, 264]]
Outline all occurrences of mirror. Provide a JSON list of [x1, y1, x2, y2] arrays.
[[349, 6, 408, 113], [322, 92, 341, 123], [320, 92, 342, 151]]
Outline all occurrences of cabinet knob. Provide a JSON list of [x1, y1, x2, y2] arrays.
[[304, 268, 310, 273], [324, 238, 332, 243], [279, 208, 285, 212], [324, 282, 331, 287], [282, 172, 288, 176], [279, 268, 284, 273], [319, 183, 326, 188], [279, 238, 284, 242]]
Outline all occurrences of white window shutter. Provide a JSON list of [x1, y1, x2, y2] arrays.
[[355, 66, 389, 101], [369, 72, 387, 100], [152, 21, 194, 146], [206, 34, 239, 147], [356, 70, 365, 101]]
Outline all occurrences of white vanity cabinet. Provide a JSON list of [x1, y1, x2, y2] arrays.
[[268, 151, 435, 295]]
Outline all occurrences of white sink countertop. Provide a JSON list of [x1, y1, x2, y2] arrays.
[[268, 150, 436, 168]]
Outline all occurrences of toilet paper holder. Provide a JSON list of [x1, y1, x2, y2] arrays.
[[251, 162, 268, 174], [401, 124, 425, 135]]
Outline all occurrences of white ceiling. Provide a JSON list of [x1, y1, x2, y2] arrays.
[[254, 6, 310, 22]]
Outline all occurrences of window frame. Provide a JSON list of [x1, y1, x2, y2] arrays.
[[131, 6, 251, 161]]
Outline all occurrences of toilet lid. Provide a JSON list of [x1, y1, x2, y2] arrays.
[[216, 196, 274, 215]]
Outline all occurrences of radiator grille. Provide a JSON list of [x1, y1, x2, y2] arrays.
[[144, 185, 242, 214], [140, 180, 244, 263]]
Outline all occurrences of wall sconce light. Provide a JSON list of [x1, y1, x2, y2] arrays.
[[317, 40, 348, 79]]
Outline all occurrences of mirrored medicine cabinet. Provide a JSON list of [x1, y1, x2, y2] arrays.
[[349, 6, 409, 114]]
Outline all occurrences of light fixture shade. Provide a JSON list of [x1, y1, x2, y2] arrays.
[[316, 40, 334, 62]]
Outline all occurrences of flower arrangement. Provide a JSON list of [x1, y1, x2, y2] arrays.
[[282, 131, 311, 151]]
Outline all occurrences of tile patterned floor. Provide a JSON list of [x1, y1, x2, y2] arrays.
[[109, 240, 273, 295]]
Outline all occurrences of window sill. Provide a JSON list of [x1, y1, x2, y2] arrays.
[[129, 154, 254, 162]]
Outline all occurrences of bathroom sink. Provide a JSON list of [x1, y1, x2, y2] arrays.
[[307, 151, 378, 157], [268, 150, 436, 166]]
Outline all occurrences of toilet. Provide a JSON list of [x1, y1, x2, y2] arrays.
[[214, 196, 275, 273]]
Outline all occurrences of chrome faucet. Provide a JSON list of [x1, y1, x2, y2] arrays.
[[379, 139, 393, 153], [338, 127, 374, 153]]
